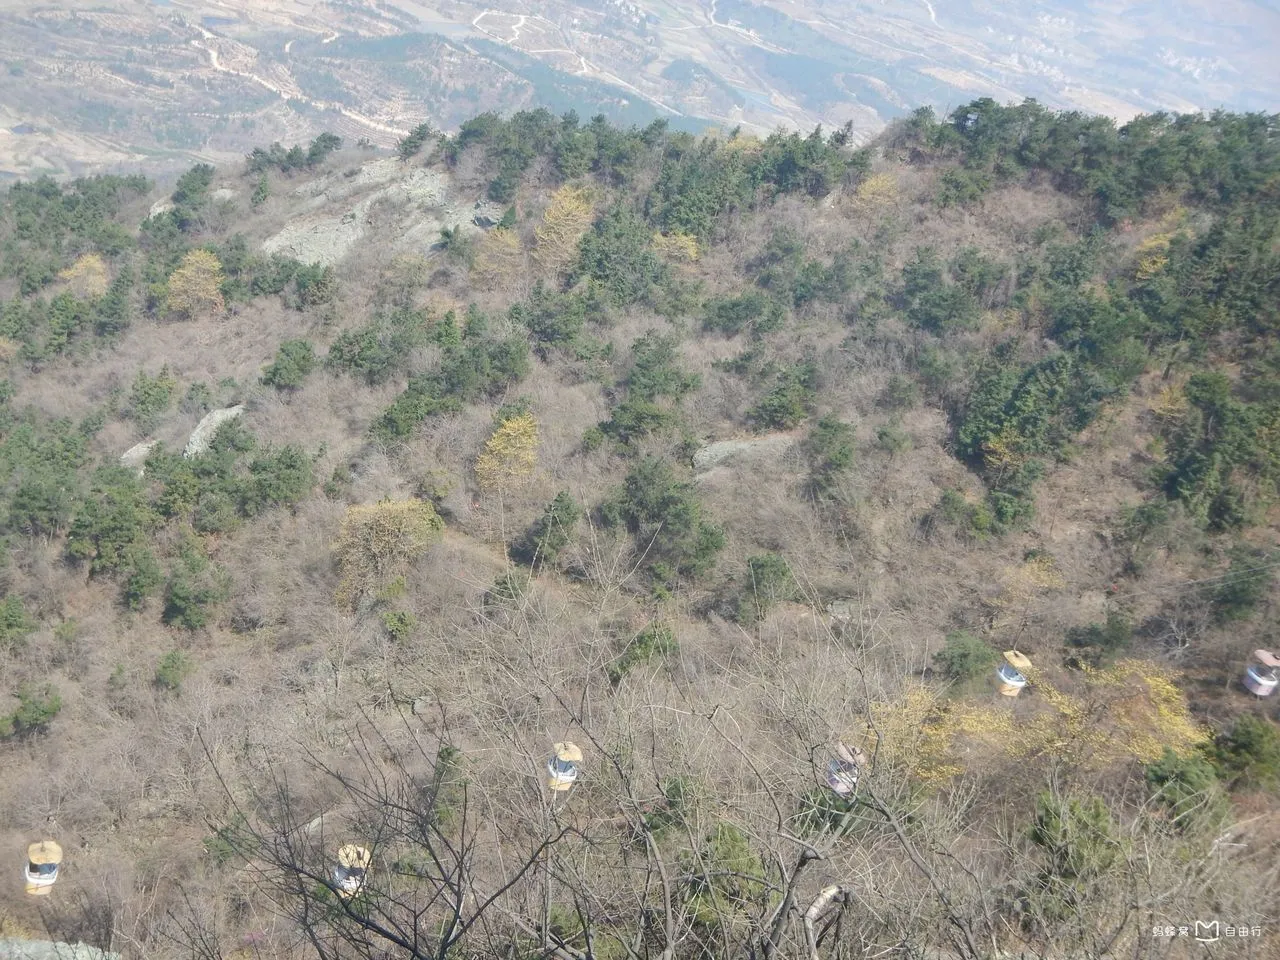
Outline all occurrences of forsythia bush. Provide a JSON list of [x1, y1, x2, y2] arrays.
[[334, 499, 444, 609], [167, 249, 226, 320], [980, 422, 1030, 473], [474, 412, 538, 492], [854, 172, 900, 207], [985, 554, 1065, 629], [1134, 233, 1175, 280], [722, 132, 762, 154], [1133, 210, 1189, 281], [1151, 382, 1189, 420], [652, 231, 700, 263], [874, 659, 1208, 787], [534, 185, 594, 276], [58, 253, 110, 298]]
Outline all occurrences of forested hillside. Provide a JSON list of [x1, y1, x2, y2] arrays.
[[1, 102, 1278, 959]]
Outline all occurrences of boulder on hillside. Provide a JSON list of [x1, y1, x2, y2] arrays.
[[692, 432, 795, 474], [120, 439, 159, 475], [826, 599, 855, 623], [184, 405, 244, 458], [472, 199, 506, 227]]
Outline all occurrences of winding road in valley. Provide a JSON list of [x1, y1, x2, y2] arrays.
[[470, 9, 685, 116], [192, 25, 409, 140]]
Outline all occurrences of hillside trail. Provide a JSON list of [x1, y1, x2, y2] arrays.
[[190, 25, 409, 142], [470, 8, 684, 116]]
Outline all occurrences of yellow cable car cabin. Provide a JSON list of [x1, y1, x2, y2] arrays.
[[332, 844, 371, 899], [25, 840, 62, 895], [997, 651, 1033, 697], [547, 741, 583, 792]]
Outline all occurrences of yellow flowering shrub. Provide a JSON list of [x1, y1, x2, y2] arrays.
[[854, 173, 900, 207], [652, 231, 700, 263], [59, 253, 110, 298], [980, 423, 1030, 474], [1152, 383, 1189, 421], [474, 412, 539, 492], [534, 185, 594, 277], [870, 659, 1208, 788], [722, 133, 762, 154], [1133, 210, 1190, 281], [166, 249, 225, 320], [985, 554, 1066, 629]]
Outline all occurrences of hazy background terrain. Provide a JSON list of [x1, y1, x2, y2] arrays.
[[2, 1, 1280, 953], [1, 0, 1278, 180]]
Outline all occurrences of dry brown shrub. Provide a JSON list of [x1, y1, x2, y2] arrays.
[[334, 499, 445, 609], [380, 252, 434, 302], [470, 227, 527, 293]]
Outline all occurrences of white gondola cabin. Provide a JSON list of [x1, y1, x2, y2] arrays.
[[332, 844, 371, 899], [997, 651, 1032, 697], [824, 741, 866, 797], [1244, 650, 1280, 697], [25, 840, 62, 895], [547, 741, 583, 792]]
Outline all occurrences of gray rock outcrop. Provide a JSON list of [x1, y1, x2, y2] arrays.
[[692, 433, 795, 474], [264, 163, 460, 267], [120, 439, 159, 475], [826, 599, 855, 623], [472, 199, 506, 227], [184, 405, 244, 458]]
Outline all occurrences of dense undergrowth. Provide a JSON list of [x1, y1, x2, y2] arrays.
[[0, 101, 1278, 959]]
